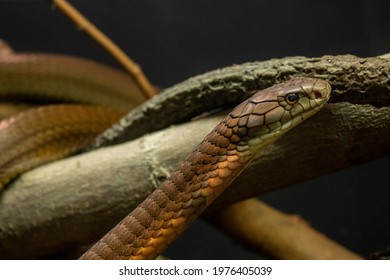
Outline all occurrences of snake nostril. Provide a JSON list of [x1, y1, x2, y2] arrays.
[[313, 91, 322, 99]]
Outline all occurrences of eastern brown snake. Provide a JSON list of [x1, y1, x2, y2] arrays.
[[78, 77, 331, 259], [0, 41, 332, 259]]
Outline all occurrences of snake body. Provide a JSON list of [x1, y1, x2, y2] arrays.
[[0, 105, 124, 189], [0, 41, 145, 112], [80, 77, 331, 260], [0, 44, 142, 188]]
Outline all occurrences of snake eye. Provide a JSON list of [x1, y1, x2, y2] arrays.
[[285, 92, 299, 105]]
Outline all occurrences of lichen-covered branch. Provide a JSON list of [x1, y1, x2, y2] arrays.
[[90, 54, 390, 148]]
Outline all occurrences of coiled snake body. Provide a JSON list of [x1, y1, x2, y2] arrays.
[[80, 77, 331, 260]]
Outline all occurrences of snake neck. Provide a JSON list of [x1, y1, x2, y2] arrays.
[[81, 109, 294, 260], [80, 117, 252, 260]]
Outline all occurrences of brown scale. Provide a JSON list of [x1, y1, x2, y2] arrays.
[[80, 77, 331, 260]]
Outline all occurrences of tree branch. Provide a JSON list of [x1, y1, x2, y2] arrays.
[[50, 0, 156, 99], [90, 54, 390, 148], [207, 198, 362, 260]]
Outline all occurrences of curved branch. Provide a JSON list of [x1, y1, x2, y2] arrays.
[[90, 54, 390, 148]]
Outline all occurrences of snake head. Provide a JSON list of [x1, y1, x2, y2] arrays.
[[222, 78, 331, 154]]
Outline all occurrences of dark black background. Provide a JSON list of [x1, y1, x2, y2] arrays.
[[0, 0, 389, 259]]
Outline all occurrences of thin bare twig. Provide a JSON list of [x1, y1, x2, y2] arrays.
[[208, 198, 362, 260], [50, 0, 156, 99]]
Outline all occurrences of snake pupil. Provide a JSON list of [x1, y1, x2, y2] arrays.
[[286, 93, 299, 104]]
